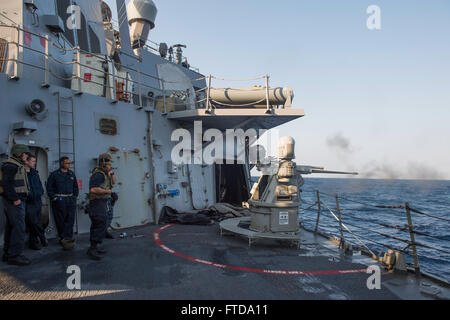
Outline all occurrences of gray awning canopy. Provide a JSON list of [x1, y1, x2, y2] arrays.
[[166, 108, 305, 131]]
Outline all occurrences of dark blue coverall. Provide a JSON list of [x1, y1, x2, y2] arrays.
[[46, 169, 79, 240], [25, 168, 45, 246], [1, 158, 28, 259]]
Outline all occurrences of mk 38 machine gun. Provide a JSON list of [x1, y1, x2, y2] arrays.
[[220, 136, 358, 246]]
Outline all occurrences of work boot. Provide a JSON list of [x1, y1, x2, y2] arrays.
[[96, 246, 107, 255], [40, 236, 49, 247], [105, 231, 114, 239], [7, 255, 31, 266], [87, 246, 102, 261], [29, 241, 42, 251], [61, 238, 76, 251]]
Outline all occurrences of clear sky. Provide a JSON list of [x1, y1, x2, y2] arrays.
[[105, 0, 450, 180]]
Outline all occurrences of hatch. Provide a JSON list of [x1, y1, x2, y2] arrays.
[[111, 149, 154, 228]]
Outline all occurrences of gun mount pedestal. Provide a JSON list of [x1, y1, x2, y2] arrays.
[[219, 136, 358, 247], [248, 201, 300, 234], [219, 136, 302, 247], [219, 217, 301, 248]]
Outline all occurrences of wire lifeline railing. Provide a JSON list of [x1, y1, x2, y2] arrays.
[[316, 192, 450, 251], [0, 24, 210, 111], [64, 40, 208, 107], [329, 206, 450, 243], [1, 24, 280, 113], [300, 195, 446, 265], [0, 24, 296, 114], [203, 74, 279, 114], [109, 16, 202, 73], [299, 188, 450, 276]]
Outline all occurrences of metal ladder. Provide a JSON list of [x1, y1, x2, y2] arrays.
[[55, 92, 76, 165], [54, 91, 78, 234]]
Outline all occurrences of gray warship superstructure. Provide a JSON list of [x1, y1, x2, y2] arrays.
[[0, 0, 304, 236], [0, 0, 448, 300]]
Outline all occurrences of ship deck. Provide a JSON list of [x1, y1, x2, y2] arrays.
[[0, 223, 448, 300]]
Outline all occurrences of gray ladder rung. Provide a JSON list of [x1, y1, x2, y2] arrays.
[[60, 124, 73, 127], [60, 110, 73, 114], [60, 138, 74, 141]]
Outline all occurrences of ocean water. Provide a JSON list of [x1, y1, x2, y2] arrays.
[[298, 178, 450, 281]]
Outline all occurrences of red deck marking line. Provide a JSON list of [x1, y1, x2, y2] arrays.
[[160, 245, 175, 254], [159, 224, 173, 231], [154, 225, 368, 276]]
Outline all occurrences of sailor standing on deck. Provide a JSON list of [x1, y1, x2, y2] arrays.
[[0, 144, 31, 266], [47, 157, 79, 250], [87, 153, 116, 260], [24, 154, 48, 250]]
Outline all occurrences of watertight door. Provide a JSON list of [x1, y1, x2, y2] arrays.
[[111, 149, 153, 229], [188, 164, 215, 210]]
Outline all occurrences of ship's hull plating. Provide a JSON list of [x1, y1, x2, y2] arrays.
[[0, 73, 216, 239]]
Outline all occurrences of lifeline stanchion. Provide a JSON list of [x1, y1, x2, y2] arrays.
[[76, 46, 81, 95], [321, 202, 378, 259], [314, 190, 321, 234], [265, 74, 271, 114], [405, 202, 421, 276], [205, 75, 212, 114], [335, 194, 345, 248], [9, 25, 21, 79]]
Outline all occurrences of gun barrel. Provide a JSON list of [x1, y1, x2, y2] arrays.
[[296, 165, 358, 176], [311, 170, 359, 175], [297, 165, 324, 171]]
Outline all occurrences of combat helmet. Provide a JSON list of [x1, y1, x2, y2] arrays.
[[98, 153, 112, 166], [10, 144, 30, 156]]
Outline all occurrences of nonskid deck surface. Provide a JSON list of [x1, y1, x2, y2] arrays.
[[0, 223, 445, 300]]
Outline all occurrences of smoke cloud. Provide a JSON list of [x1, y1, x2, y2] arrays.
[[326, 133, 447, 180], [359, 161, 445, 180], [326, 133, 353, 154]]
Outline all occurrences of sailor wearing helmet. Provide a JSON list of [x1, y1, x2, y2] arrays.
[[87, 153, 116, 260], [0, 144, 31, 266]]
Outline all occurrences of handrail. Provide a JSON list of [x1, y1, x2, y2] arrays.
[[204, 74, 274, 113], [0, 23, 199, 85], [0, 24, 208, 109], [321, 201, 377, 258], [0, 22, 281, 112], [299, 189, 450, 277], [108, 16, 202, 73]]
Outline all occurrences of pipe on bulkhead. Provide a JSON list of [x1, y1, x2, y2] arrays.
[[147, 111, 158, 224]]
